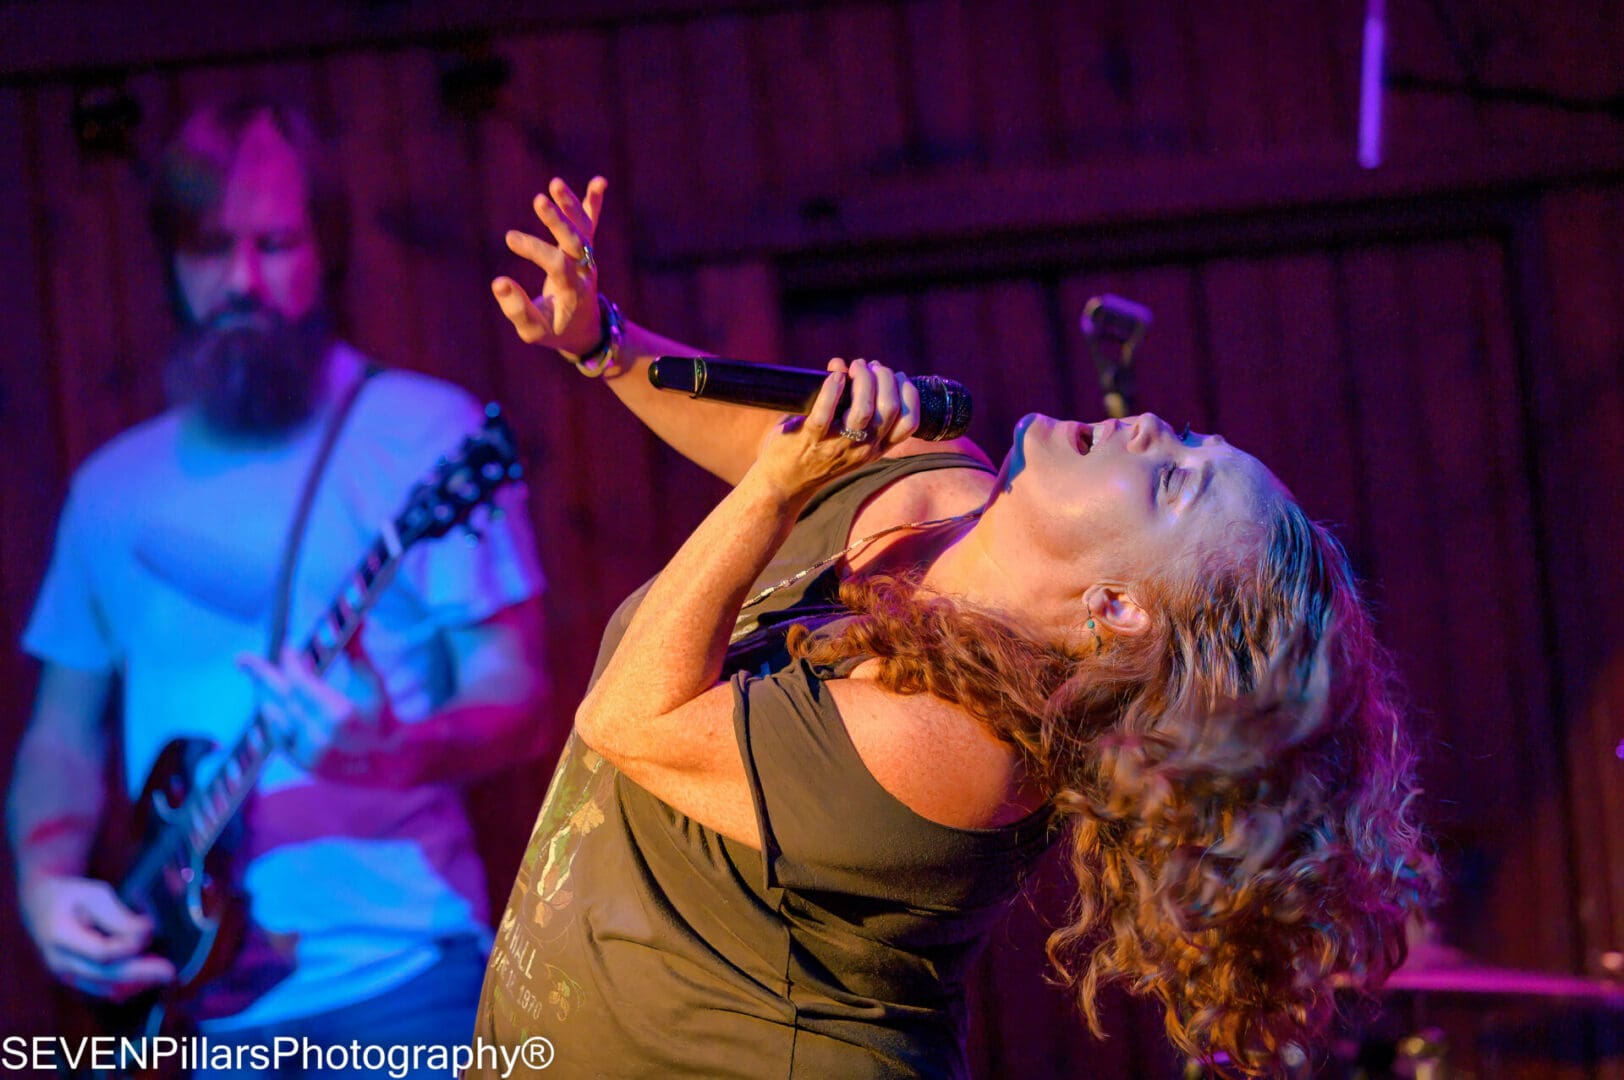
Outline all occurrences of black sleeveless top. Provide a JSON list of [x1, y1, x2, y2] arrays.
[[470, 454, 1055, 1078]]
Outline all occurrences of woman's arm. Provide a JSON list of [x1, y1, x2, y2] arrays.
[[492, 177, 782, 484], [571, 360, 918, 841], [494, 177, 997, 485]]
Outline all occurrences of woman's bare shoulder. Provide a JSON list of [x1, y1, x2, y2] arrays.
[[827, 673, 1045, 830], [846, 440, 997, 563], [890, 433, 996, 468]]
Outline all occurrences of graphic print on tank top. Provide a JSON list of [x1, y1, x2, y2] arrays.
[[488, 732, 608, 1032], [477, 453, 1001, 1055]]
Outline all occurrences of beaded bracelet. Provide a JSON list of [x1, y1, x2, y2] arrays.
[[559, 294, 625, 378]]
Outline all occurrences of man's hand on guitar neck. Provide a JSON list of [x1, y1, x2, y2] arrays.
[[237, 602, 551, 789], [238, 637, 400, 783], [19, 872, 176, 1000]]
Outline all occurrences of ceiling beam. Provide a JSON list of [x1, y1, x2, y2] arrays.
[[638, 130, 1624, 271], [0, 0, 807, 85]]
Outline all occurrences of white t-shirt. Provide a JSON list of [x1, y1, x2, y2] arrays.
[[23, 344, 545, 1028]]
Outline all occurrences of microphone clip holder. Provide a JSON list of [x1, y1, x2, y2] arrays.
[[1080, 294, 1153, 420]]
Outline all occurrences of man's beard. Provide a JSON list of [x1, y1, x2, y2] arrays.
[[166, 299, 334, 436]]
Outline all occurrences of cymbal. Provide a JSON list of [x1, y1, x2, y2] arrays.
[[1383, 941, 1624, 1004]]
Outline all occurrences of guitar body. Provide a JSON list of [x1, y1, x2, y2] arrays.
[[123, 737, 249, 992], [71, 739, 252, 1078]]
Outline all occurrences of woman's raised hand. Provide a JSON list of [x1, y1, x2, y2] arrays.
[[749, 358, 921, 501], [492, 176, 608, 358]]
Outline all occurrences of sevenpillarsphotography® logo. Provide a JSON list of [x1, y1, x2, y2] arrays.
[[1, 1035, 555, 1077]]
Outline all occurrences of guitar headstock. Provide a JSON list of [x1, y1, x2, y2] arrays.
[[396, 404, 524, 546]]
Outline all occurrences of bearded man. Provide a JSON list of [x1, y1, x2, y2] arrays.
[[7, 100, 550, 1076]]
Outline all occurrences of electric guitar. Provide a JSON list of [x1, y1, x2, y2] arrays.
[[92, 406, 524, 1060]]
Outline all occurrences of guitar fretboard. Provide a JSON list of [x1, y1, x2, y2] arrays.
[[122, 526, 404, 897]]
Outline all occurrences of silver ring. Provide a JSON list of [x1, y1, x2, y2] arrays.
[[839, 427, 870, 443], [576, 240, 596, 275]]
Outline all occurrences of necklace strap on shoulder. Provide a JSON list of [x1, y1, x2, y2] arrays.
[[741, 506, 983, 612]]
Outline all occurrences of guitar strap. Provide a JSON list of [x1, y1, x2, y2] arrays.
[[161, 365, 385, 1025], [264, 363, 381, 660]]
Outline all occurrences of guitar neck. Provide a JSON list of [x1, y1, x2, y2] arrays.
[[125, 523, 408, 892], [118, 407, 521, 908]]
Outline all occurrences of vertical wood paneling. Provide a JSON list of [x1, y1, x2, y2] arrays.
[[901, 0, 979, 170], [1338, 249, 1463, 840], [918, 287, 1009, 446], [1537, 191, 1624, 692], [781, 292, 858, 377], [530, 27, 674, 621], [983, 281, 1065, 439], [1577, 651, 1624, 997], [683, 16, 767, 199], [329, 52, 417, 369], [615, 21, 695, 231], [1385, 0, 1481, 163], [1186, 2, 1269, 155], [1540, 191, 1624, 1021], [849, 293, 917, 370], [1200, 256, 1282, 459], [827, 4, 910, 178], [1268, 254, 1362, 533], [1405, 242, 1575, 974], [973, 1, 1054, 167], [968, 852, 1149, 1078], [35, 84, 131, 468], [1255, 0, 1343, 152], [1120, 0, 1200, 157], [755, 9, 841, 192], [114, 71, 181, 419], [1044, 2, 1116, 163], [394, 50, 489, 390], [0, 83, 60, 1042], [1319, 0, 1361, 152], [1472, 234, 1597, 969]]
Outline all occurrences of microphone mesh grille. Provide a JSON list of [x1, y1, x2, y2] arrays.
[[913, 376, 973, 441]]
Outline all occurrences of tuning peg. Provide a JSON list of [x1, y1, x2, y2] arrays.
[[463, 522, 484, 545], [489, 507, 506, 523]]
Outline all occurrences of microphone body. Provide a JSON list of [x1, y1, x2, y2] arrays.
[[648, 357, 972, 441]]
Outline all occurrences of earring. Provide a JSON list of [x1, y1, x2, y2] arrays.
[[1085, 618, 1103, 655]]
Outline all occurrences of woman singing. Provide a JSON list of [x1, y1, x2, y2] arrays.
[[468, 177, 1432, 1078]]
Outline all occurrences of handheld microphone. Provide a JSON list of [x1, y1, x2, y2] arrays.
[[647, 357, 973, 441]]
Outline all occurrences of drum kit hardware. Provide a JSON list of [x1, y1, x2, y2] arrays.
[[1385, 940, 1624, 1004], [1181, 941, 1624, 1079], [1356, 941, 1622, 1080]]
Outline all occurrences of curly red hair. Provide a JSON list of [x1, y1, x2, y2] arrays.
[[788, 499, 1434, 1076]]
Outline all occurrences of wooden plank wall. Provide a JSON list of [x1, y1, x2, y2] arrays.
[[2, 2, 1622, 1075]]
